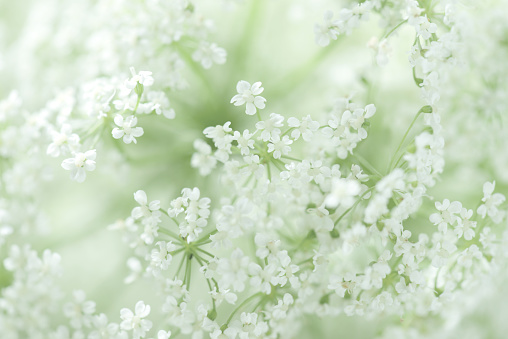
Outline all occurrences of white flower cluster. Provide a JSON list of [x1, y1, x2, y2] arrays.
[[0, 92, 50, 245], [314, 1, 375, 47], [1, 0, 508, 338], [3, 0, 227, 101], [43, 68, 174, 183]]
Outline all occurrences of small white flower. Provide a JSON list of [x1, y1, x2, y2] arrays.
[[233, 129, 255, 155], [47, 124, 80, 157], [457, 245, 482, 268], [61, 149, 97, 183], [477, 181, 506, 223], [146, 91, 175, 119], [314, 10, 340, 47], [150, 241, 177, 272], [325, 178, 361, 209], [63, 290, 96, 329], [120, 301, 152, 339], [429, 199, 462, 233], [267, 135, 293, 159], [230, 80, 266, 115], [192, 41, 227, 69], [287, 115, 320, 141], [156, 330, 172, 339], [112, 115, 144, 144], [131, 190, 161, 226], [191, 139, 217, 176]]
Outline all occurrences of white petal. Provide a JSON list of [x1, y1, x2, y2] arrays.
[[84, 160, 96, 172], [134, 190, 148, 205], [61, 158, 75, 170], [245, 102, 256, 115], [112, 128, 124, 139], [253, 96, 266, 109], [163, 108, 175, 119], [73, 168, 87, 183], [236, 80, 251, 93], [85, 149, 97, 160], [114, 114, 124, 127], [131, 127, 144, 138], [123, 135, 134, 144], [251, 82, 264, 95]]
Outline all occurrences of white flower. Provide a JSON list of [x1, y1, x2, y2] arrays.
[[88, 313, 124, 339], [131, 190, 161, 227], [156, 330, 172, 339], [368, 37, 392, 66], [287, 115, 320, 141], [230, 80, 266, 115], [233, 129, 255, 155], [203, 121, 233, 149], [112, 115, 144, 144], [150, 241, 177, 273], [146, 91, 175, 119], [328, 272, 357, 297], [210, 287, 238, 306], [61, 149, 97, 183], [63, 290, 96, 329], [477, 181, 506, 223], [429, 199, 462, 233], [121, 67, 155, 96], [47, 124, 80, 157], [324, 178, 361, 209], [314, 10, 340, 47], [455, 208, 477, 240], [267, 135, 293, 159], [120, 301, 152, 339], [255, 113, 284, 141], [192, 41, 227, 69], [191, 139, 217, 176], [457, 245, 482, 268]]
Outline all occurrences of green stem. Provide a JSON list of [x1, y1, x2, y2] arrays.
[[223, 292, 263, 328], [196, 247, 215, 258], [133, 94, 141, 113], [353, 153, 382, 178], [281, 127, 295, 137], [256, 110, 262, 122], [281, 155, 302, 162], [173, 42, 215, 104], [387, 109, 424, 173], [334, 187, 375, 226], [175, 254, 186, 278], [158, 228, 183, 242], [184, 254, 192, 289], [382, 20, 408, 40], [196, 229, 218, 244]]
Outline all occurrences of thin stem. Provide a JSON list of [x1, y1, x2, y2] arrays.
[[133, 94, 141, 113], [158, 228, 183, 242], [280, 155, 302, 162], [186, 256, 193, 289], [196, 229, 218, 244], [175, 254, 186, 278], [353, 153, 383, 178], [196, 247, 215, 258], [382, 19, 408, 40], [173, 42, 215, 105], [223, 292, 263, 328], [387, 109, 424, 173], [334, 187, 375, 226], [281, 127, 295, 137], [296, 257, 314, 266]]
